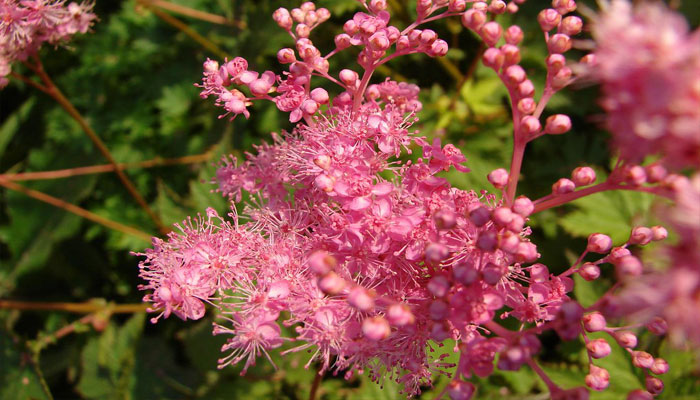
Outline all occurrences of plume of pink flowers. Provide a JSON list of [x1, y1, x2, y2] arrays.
[[0, 0, 96, 87]]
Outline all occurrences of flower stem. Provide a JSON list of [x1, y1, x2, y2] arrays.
[[0, 178, 153, 242], [1, 152, 212, 181], [0, 299, 148, 313], [309, 364, 323, 400], [532, 182, 671, 214], [26, 57, 169, 235], [145, 0, 243, 27]]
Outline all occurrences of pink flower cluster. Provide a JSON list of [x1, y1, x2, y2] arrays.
[[137, 1, 695, 399], [0, 0, 96, 87], [590, 0, 700, 169]]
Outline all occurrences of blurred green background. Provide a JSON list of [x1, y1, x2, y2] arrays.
[[1, 1, 698, 399]]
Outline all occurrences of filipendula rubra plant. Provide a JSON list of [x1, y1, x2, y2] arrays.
[[136, 1, 700, 398]]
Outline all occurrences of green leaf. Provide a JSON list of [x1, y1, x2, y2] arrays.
[[0, 98, 36, 158], [0, 331, 51, 400], [559, 190, 656, 244]]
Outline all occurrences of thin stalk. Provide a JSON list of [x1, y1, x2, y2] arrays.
[[532, 182, 670, 214], [0, 178, 153, 242], [2, 152, 212, 181], [137, 0, 229, 60], [0, 299, 149, 314], [147, 0, 244, 27], [309, 365, 323, 400], [26, 57, 168, 235], [526, 358, 561, 394], [9, 71, 50, 94]]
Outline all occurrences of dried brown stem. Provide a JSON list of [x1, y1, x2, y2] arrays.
[[25, 57, 169, 235], [147, 0, 245, 28], [1, 152, 212, 181], [0, 299, 148, 314], [0, 178, 152, 241]]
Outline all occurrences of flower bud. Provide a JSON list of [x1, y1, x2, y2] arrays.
[[552, 0, 576, 14], [645, 376, 664, 396], [492, 207, 514, 227], [504, 65, 526, 85], [560, 16, 582, 36], [518, 80, 535, 98], [369, 32, 390, 51], [530, 263, 549, 283], [645, 164, 667, 183], [348, 286, 375, 311], [314, 173, 335, 192], [650, 358, 669, 375], [545, 114, 572, 134], [505, 25, 523, 45], [295, 23, 311, 38], [499, 230, 521, 253], [551, 66, 572, 89], [515, 241, 538, 263], [429, 299, 449, 320], [579, 263, 600, 281], [461, 9, 486, 31], [334, 33, 352, 49], [449, 0, 467, 13], [650, 226, 668, 241], [646, 317, 668, 335], [387, 303, 415, 326], [586, 338, 611, 359], [608, 246, 631, 263], [552, 178, 575, 195], [615, 255, 643, 278], [469, 207, 491, 227], [428, 275, 451, 297], [614, 331, 638, 348], [448, 379, 475, 400], [477, 231, 498, 252], [273, 8, 293, 30], [572, 166, 596, 187], [301, 99, 319, 115], [501, 44, 521, 66], [362, 316, 391, 340], [339, 69, 359, 86], [629, 227, 652, 245], [587, 233, 612, 253], [489, 0, 507, 14], [585, 365, 610, 391], [291, 8, 305, 23], [310, 88, 329, 104], [548, 33, 572, 54], [517, 98, 536, 114], [277, 48, 296, 64], [428, 39, 449, 57], [369, 0, 387, 13], [513, 196, 534, 216], [583, 312, 606, 332], [318, 271, 345, 294], [538, 9, 561, 32], [480, 21, 503, 47], [425, 243, 449, 264], [483, 48, 505, 71], [487, 168, 509, 189], [453, 260, 479, 286], [625, 165, 647, 186], [482, 262, 506, 285], [632, 351, 654, 369], [546, 54, 566, 72]]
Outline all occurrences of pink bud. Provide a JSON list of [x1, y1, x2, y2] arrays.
[[585, 365, 610, 391], [560, 16, 582, 36], [629, 227, 652, 245], [310, 88, 329, 104], [580, 53, 596, 66], [645, 376, 664, 396], [645, 164, 667, 183], [572, 167, 596, 187], [434, 209, 457, 229], [447, 380, 475, 400], [632, 351, 654, 369], [587, 233, 612, 253], [277, 48, 296, 64], [462, 9, 486, 31], [552, 0, 577, 14], [499, 231, 520, 253], [387, 303, 415, 326], [552, 178, 575, 195], [545, 114, 572, 134], [273, 8, 293, 30], [583, 312, 606, 332], [419, 29, 437, 45], [625, 165, 647, 186], [318, 272, 345, 295], [515, 241, 538, 263], [334, 33, 352, 49], [295, 23, 311, 38], [615, 255, 643, 278], [362, 316, 391, 340], [551, 66, 572, 89], [518, 80, 535, 98], [305, 11, 318, 26], [546, 54, 567, 72], [429, 299, 449, 320], [513, 196, 534, 216], [579, 263, 600, 281], [453, 260, 479, 285], [301, 99, 319, 115], [348, 286, 375, 311], [505, 25, 523, 45], [608, 246, 631, 263], [428, 275, 451, 297], [369, 0, 387, 13], [480, 22, 503, 47], [627, 389, 653, 400], [249, 79, 272, 96], [291, 8, 305, 23], [469, 207, 491, 227], [300, 2, 315, 12], [203, 59, 219, 73], [492, 207, 514, 227], [538, 9, 561, 32], [501, 44, 521, 66], [369, 32, 390, 51], [482, 48, 504, 71], [428, 39, 449, 57], [548, 33, 572, 54], [425, 243, 449, 264], [530, 263, 549, 283], [314, 174, 335, 192], [615, 331, 638, 348], [504, 65, 526, 85], [487, 168, 509, 189], [646, 317, 668, 335], [313, 154, 331, 170], [477, 231, 498, 252], [489, 0, 507, 14], [343, 19, 358, 35], [317, 7, 330, 22], [339, 69, 359, 86], [517, 98, 536, 114], [560, 301, 584, 323], [519, 116, 541, 137], [586, 338, 611, 359], [650, 358, 669, 375], [449, 0, 467, 13], [482, 262, 506, 285]]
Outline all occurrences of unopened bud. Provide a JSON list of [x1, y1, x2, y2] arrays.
[[488, 168, 509, 189], [428, 275, 451, 297], [579, 263, 600, 281], [615, 255, 643, 278], [462, 9, 486, 31], [615, 331, 638, 348], [318, 271, 345, 295], [448, 379, 475, 400], [627, 389, 654, 400], [513, 196, 534, 216], [572, 166, 596, 187], [310, 87, 329, 104], [629, 227, 652, 245], [560, 16, 582, 36], [645, 376, 664, 396], [480, 21, 503, 46], [545, 114, 572, 134], [646, 317, 668, 335], [585, 365, 610, 391], [548, 33, 572, 54], [505, 25, 523, 45], [348, 286, 375, 311], [587, 338, 611, 359], [483, 48, 504, 71], [538, 9, 561, 32], [517, 98, 536, 114], [632, 351, 654, 369], [583, 312, 606, 332], [520, 114, 541, 136], [387, 303, 415, 326], [552, 178, 575, 195], [362, 316, 391, 340], [650, 358, 669, 375], [587, 233, 612, 253]]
